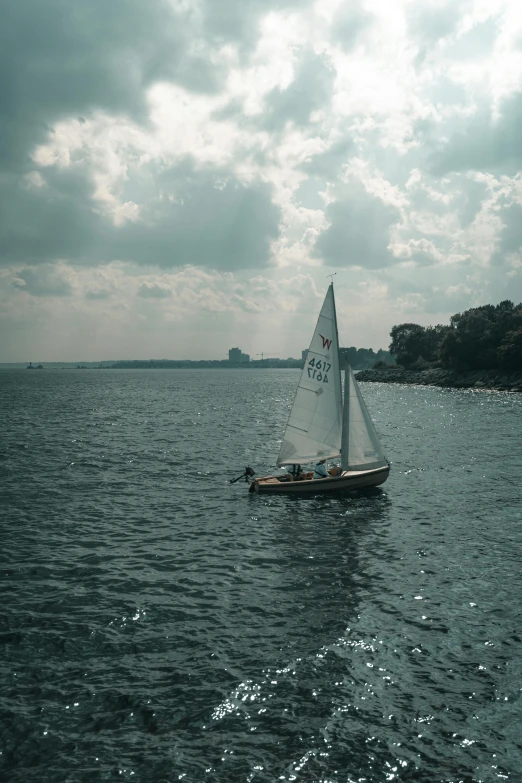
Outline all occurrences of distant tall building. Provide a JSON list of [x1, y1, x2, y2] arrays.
[[228, 347, 250, 363], [301, 349, 308, 362]]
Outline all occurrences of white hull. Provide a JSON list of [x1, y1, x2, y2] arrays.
[[250, 466, 389, 494]]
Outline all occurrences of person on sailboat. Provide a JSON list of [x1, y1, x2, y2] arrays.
[[284, 464, 302, 481], [313, 459, 328, 479]]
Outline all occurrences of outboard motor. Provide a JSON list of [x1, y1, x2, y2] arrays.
[[230, 466, 256, 484]]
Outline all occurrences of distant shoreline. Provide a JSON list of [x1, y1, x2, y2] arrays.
[[0, 362, 306, 370], [356, 366, 522, 392], [1, 360, 370, 371]]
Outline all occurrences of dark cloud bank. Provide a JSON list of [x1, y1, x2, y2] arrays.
[[1, 0, 313, 273]]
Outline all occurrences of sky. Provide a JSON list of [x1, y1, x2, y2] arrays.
[[1, 0, 522, 361]]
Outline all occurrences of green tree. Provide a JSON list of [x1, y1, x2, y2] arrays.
[[498, 327, 522, 371], [374, 348, 395, 365], [389, 323, 426, 367], [440, 301, 522, 370], [423, 325, 450, 362]]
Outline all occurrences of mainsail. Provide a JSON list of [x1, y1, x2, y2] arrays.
[[341, 365, 388, 471], [277, 284, 343, 466]]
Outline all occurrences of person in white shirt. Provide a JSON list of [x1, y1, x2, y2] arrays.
[[313, 459, 328, 479]]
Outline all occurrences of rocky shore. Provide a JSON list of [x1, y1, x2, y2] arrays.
[[356, 366, 522, 392]]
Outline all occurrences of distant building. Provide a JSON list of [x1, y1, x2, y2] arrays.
[[228, 347, 250, 363], [301, 349, 308, 362]]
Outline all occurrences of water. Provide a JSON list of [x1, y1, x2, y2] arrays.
[[1, 369, 521, 782]]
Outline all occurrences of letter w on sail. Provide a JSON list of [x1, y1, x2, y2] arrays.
[[319, 334, 332, 350]]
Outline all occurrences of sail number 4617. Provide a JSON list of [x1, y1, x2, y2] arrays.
[[307, 357, 330, 383]]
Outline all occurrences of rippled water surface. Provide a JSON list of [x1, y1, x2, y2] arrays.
[[1, 369, 522, 782]]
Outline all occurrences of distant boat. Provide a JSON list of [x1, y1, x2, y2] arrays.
[[249, 284, 390, 494]]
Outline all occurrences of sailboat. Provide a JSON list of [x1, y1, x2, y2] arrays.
[[249, 283, 390, 494]]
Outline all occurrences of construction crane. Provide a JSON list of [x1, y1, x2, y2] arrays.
[[256, 352, 280, 360]]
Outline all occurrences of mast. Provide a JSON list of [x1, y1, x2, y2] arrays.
[[331, 281, 343, 423], [341, 362, 349, 471]]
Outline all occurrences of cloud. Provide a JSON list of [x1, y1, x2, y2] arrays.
[[300, 137, 354, 179], [496, 203, 522, 258], [263, 49, 334, 130], [331, 1, 373, 52], [313, 181, 400, 269], [11, 264, 74, 297], [0, 161, 281, 271], [408, 0, 464, 55], [432, 91, 522, 174], [0, 0, 206, 173], [202, 0, 314, 49], [0, 167, 102, 266], [137, 282, 172, 298], [111, 166, 281, 270], [85, 289, 112, 300]]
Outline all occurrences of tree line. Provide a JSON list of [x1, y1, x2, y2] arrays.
[[388, 301, 522, 371], [341, 347, 394, 369]]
